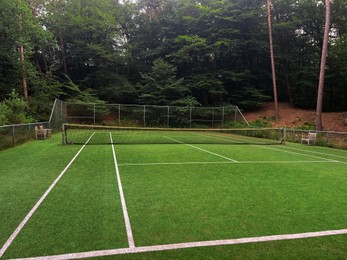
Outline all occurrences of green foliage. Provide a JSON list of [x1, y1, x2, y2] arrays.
[[294, 122, 315, 130], [0, 102, 10, 125], [0, 90, 32, 125], [137, 58, 192, 105], [1, 0, 347, 124], [229, 86, 271, 109], [249, 119, 272, 128]]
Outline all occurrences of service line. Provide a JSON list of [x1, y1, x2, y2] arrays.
[[164, 136, 238, 163], [119, 160, 338, 166]]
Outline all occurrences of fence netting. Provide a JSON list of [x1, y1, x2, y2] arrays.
[[63, 101, 249, 128]]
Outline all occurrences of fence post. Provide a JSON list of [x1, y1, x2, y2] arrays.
[[222, 107, 225, 127], [167, 106, 170, 127], [12, 126, 15, 147], [93, 104, 96, 125], [144, 105, 146, 127], [189, 107, 192, 128], [61, 100, 63, 127], [118, 104, 121, 125], [234, 109, 237, 124], [212, 108, 215, 126]]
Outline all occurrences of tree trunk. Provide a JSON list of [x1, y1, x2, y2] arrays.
[[20, 45, 28, 100], [19, 14, 28, 101], [267, 0, 279, 121], [315, 0, 331, 131]]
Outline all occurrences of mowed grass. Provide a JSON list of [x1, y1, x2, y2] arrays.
[[115, 143, 347, 247], [0, 131, 346, 259], [0, 135, 81, 247], [1, 138, 128, 259]]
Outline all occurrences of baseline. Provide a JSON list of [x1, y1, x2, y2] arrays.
[[109, 133, 135, 248], [13, 229, 347, 260], [0, 133, 96, 258], [164, 136, 238, 163]]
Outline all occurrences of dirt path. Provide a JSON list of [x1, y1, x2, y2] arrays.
[[243, 102, 347, 132]]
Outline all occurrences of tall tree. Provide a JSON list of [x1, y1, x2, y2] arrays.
[[315, 0, 331, 131], [267, 0, 279, 121]]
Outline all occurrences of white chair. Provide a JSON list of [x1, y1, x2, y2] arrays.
[[35, 125, 52, 139], [301, 132, 317, 145]]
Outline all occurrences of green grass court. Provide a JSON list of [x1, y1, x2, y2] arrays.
[[0, 131, 346, 259]]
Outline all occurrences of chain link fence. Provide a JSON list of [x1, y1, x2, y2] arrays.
[[0, 122, 50, 150], [64, 101, 249, 128], [285, 129, 347, 149], [1, 99, 346, 150]]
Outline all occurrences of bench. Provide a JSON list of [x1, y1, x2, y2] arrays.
[[301, 132, 317, 145], [35, 125, 52, 139]]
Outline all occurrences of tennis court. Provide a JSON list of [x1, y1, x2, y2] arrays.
[[0, 129, 346, 259]]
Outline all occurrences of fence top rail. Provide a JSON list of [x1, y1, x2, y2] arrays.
[[63, 100, 239, 109], [0, 122, 49, 128], [286, 128, 347, 135]]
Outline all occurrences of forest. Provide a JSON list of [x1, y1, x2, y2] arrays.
[[0, 0, 346, 124]]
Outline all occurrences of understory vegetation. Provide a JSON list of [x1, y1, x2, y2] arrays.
[[1, 0, 347, 124]]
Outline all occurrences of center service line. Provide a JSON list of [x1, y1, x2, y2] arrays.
[[109, 133, 135, 248], [0, 133, 96, 258], [164, 136, 238, 163]]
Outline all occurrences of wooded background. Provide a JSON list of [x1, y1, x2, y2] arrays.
[[0, 0, 346, 124]]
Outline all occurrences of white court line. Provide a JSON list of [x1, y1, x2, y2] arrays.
[[13, 229, 347, 260], [118, 160, 338, 166], [0, 133, 96, 258], [164, 136, 238, 163], [109, 133, 135, 248], [258, 145, 339, 162], [277, 146, 347, 160], [196, 132, 338, 162]]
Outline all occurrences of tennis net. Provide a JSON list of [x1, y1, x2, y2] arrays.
[[63, 124, 286, 145]]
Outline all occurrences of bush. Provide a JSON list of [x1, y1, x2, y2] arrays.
[[295, 122, 315, 130], [0, 90, 33, 125]]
